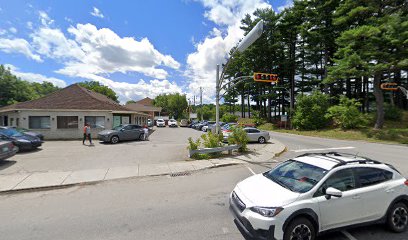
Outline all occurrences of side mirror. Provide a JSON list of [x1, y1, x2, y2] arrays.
[[325, 187, 342, 199], [120, 128, 125, 131]]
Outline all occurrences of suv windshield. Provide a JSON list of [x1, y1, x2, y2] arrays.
[[263, 160, 328, 193]]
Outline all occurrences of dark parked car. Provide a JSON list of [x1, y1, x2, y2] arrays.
[[0, 140, 18, 160], [9, 127, 44, 140], [0, 128, 42, 151], [98, 124, 144, 144]]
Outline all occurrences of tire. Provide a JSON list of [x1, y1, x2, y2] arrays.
[[139, 134, 144, 141], [283, 217, 315, 240], [110, 135, 119, 144], [258, 136, 266, 144], [387, 202, 408, 233]]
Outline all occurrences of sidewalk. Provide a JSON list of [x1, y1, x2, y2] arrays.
[[0, 139, 286, 194]]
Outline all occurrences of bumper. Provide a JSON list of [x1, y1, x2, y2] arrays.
[[229, 199, 277, 240], [98, 135, 110, 142], [229, 191, 285, 240], [169, 124, 177, 127], [0, 147, 18, 160]]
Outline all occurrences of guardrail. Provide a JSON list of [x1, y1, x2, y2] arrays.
[[188, 145, 241, 158]]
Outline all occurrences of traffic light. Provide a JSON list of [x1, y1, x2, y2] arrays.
[[253, 72, 278, 83]]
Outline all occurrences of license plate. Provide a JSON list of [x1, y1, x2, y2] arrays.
[[2, 146, 8, 152]]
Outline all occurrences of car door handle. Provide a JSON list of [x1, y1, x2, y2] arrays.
[[352, 195, 361, 200], [386, 189, 395, 193]]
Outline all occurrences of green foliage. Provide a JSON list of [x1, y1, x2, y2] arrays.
[[187, 137, 202, 159], [227, 126, 249, 152], [0, 65, 60, 107], [78, 81, 119, 103], [221, 113, 238, 123], [326, 96, 366, 129], [384, 104, 403, 121], [126, 100, 136, 104], [292, 91, 330, 130], [201, 132, 223, 149], [153, 93, 188, 119], [251, 111, 265, 126]]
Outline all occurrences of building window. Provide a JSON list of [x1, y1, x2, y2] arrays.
[[85, 116, 105, 129], [29, 116, 51, 129], [10, 118, 14, 126], [57, 116, 78, 129], [16, 118, 19, 127]]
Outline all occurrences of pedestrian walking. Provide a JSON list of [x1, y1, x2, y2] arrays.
[[143, 125, 149, 141], [83, 123, 93, 145]]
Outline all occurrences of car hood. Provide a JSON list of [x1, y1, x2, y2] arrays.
[[236, 174, 300, 207], [98, 130, 117, 135], [12, 134, 39, 142]]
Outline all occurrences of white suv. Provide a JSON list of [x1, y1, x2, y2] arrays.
[[156, 119, 165, 127], [230, 152, 408, 240], [168, 119, 178, 127]]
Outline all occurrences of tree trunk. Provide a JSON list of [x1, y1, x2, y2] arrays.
[[247, 89, 251, 118], [373, 73, 384, 129]]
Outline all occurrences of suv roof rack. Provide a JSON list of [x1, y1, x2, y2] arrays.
[[297, 152, 382, 169]]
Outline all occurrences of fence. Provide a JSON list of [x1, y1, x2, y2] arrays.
[[188, 145, 241, 158]]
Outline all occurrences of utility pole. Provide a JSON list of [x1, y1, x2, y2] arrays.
[[200, 87, 203, 121]]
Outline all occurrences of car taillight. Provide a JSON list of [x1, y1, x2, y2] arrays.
[[405, 180, 408, 186], [8, 143, 14, 149]]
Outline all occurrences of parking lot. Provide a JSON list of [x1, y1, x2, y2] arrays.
[[0, 127, 205, 175], [0, 126, 269, 175]]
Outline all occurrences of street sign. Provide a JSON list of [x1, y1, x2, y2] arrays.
[[281, 115, 288, 122], [381, 83, 398, 91], [253, 72, 279, 83]]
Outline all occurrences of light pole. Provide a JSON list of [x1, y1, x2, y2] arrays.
[[215, 20, 264, 134]]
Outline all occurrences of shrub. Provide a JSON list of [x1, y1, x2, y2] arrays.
[[326, 96, 367, 129], [200, 132, 223, 157], [251, 110, 265, 126], [384, 104, 403, 121], [292, 91, 330, 130], [227, 126, 249, 152], [221, 113, 238, 123], [187, 137, 202, 159]]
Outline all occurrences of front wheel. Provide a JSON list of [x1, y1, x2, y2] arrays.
[[110, 136, 119, 144], [387, 202, 408, 233], [258, 136, 266, 144], [283, 217, 315, 240]]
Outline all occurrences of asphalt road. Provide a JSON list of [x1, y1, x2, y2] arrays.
[[0, 132, 407, 240]]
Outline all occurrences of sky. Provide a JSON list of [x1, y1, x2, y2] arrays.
[[0, 0, 293, 104]]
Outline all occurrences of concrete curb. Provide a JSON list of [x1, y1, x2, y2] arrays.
[[0, 139, 287, 194]]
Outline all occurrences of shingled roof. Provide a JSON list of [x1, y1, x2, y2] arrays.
[[0, 84, 133, 112], [125, 102, 162, 112]]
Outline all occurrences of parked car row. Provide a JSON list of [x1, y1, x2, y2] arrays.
[[189, 121, 270, 144], [0, 126, 44, 161]]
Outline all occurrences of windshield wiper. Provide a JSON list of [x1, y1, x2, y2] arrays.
[[267, 174, 295, 192]]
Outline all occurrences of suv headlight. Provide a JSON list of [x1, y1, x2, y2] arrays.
[[250, 207, 283, 217]]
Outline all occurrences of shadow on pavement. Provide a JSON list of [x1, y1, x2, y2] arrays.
[[17, 148, 42, 155], [0, 160, 16, 171]]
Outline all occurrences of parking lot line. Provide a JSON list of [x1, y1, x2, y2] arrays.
[[245, 165, 256, 175], [341, 230, 358, 240]]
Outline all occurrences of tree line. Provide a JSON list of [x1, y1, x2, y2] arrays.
[[0, 65, 120, 107], [223, 0, 407, 129]]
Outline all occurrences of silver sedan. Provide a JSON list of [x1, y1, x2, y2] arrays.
[[223, 127, 270, 144]]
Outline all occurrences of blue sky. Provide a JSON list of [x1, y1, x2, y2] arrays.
[[0, 0, 292, 103]]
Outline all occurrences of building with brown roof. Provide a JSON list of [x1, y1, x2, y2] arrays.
[[125, 97, 162, 120], [0, 84, 149, 139]]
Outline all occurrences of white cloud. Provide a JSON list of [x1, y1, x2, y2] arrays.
[[9, 27, 17, 34], [277, 0, 293, 12], [90, 7, 104, 18], [186, 0, 271, 103], [75, 73, 183, 103], [39, 11, 54, 26], [0, 29, 6, 35], [0, 38, 42, 62], [5, 64, 67, 88], [27, 21, 33, 29], [53, 23, 180, 79]]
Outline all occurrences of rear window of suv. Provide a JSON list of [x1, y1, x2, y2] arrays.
[[355, 167, 393, 187], [263, 160, 328, 193]]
